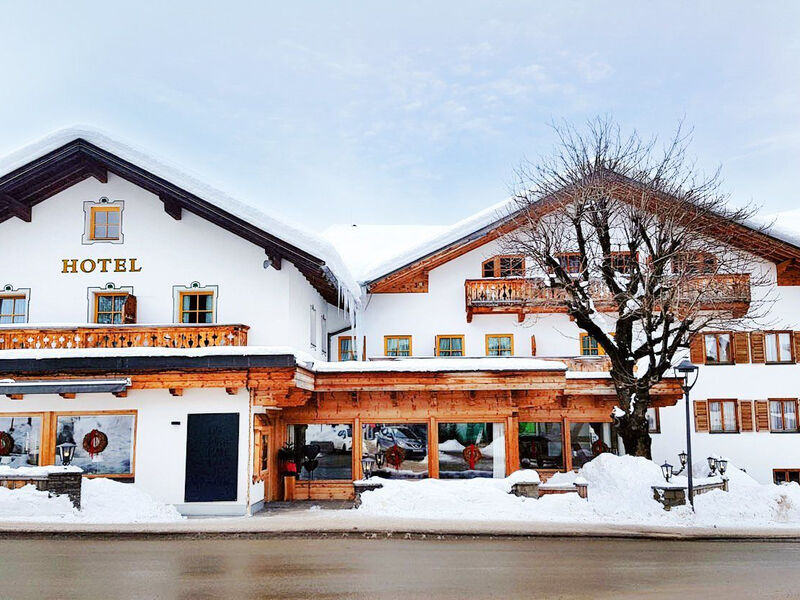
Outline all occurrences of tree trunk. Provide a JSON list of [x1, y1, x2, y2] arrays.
[[613, 386, 653, 459]]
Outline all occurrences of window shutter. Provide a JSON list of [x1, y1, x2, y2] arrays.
[[754, 400, 770, 431], [739, 400, 754, 432], [750, 332, 765, 363], [794, 332, 800, 363], [733, 332, 750, 364], [689, 335, 705, 364], [531, 335, 537, 356], [693, 400, 709, 432], [122, 294, 137, 324]]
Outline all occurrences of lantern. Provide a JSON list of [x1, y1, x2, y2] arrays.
[[361, 455, 376, 480], [56, 442, 77, 466], [661, 461, 674, 482]]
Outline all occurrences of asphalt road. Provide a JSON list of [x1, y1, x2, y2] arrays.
[[1, 536, 800, 599]]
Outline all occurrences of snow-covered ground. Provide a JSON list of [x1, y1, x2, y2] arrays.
[[355, 454, 800, 528], [0, 477, 184, 523]]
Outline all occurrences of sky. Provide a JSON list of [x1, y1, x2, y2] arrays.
[[1, 1, 799, 231]]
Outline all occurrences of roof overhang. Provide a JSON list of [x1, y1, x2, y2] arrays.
[[0, 378, 130, 396]]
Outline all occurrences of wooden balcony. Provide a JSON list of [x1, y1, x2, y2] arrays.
[[465, 274, 751, 322], [0, 324, 249, 351]]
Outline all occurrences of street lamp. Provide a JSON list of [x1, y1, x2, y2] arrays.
[[707, 456, 718, 476], [56, 442, 77, 466], [361, 455, 376, 480], [661, 461, 674, 483], [675, 358, 699, 509]]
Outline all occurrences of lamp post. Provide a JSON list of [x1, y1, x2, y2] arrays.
[[675, 358, 699, 509]]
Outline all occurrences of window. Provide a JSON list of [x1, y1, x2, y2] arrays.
[[646, 408, 660, 433], [438, 422, 506, 479], [556, 253, 583, 274], [580, 333, 606, 356], [339, 337, 357, 361], [94, 293, 127, 324], [482, 255, 525, 278], [0, 414, 42, 467], [674, 251, 717, 275], [288, 424, 352, 480], [570, 422, 617, 468], [708, 400, 738, 433], [770, 400, 798, 432], [765, 332, 793, 364], [320, 315, 327, 356], [435, 335, 465, 357], [384, 336, 412, 357], [309, 306, 317, 349], [179, 291, 215, 323], [0, 295, 27, 324], [486, 334, 513, 356], [90, 206, 121, 241], [611, 252, 637, 274], [519, 422, 564, 470], [363, 422, 428, 479], [55, 412, 136, 476], [704, 333, 733, 364], [774, 469, 800, 485]]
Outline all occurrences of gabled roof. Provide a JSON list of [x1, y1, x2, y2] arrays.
[[0, 127, 360, 307], [364, 174, 800, 292]]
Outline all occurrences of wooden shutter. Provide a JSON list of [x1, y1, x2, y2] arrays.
[[693, 400, 709, 432], [733, 332, 750, 364], [530, 335, 537, 356], [689, 335, 705, 364], [750, 332, 765, 363], [754, 400, 770, 431], [739, 400, 754, 432], [122, 294, 137, 324], [794, 332, 800, 363]]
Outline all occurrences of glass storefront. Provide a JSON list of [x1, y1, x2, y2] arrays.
[[288, 424, 353, 480], [569, 422, 617, 468], [438, 422, 505, 478], [362, 423, 428, 478], [0, 415, 41, 467], [55, 413, 135, 475], [518, 422, 563, 470]]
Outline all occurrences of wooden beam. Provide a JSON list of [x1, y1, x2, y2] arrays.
[[81, 156, 108, 183], [0, 192, 31, 223], [169, 387, 184, 397], [265, 249, 282, 270], [5, 394, 23, 400], [225, 387, 239, 396], [160, 194, 183, 220], [59, 393, 76, 399], [112, 390, 128, 398]]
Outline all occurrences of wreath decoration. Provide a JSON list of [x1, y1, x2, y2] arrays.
[[385, 444, 406, 470], [0, 431, 13, 456], [462, 444, 483, 470], [83, 429, 108, 458], [592, 439, 609, 456]]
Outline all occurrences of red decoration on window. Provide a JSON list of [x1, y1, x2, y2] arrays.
[[462, 444, 482, 470], [82, 429, 108, 458], [592, 439, 609, 456], [0, 432, 13, 456], [385, 444, 405, 470]]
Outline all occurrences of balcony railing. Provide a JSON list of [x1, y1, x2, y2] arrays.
[[0, 324, 249, 350], [465, 274, 751, 321]]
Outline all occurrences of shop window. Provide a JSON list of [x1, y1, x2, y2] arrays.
[[362, 423, 428, 479], [774, 469, 800, 485], [435, 335, 465, 357], [519, 422, 564, 470], [0, 292, 28, 324], [339, 336, 357, 361], [769, 400, 798, 432], [486, 334, 513, 356], [482, 255, 525, 278], [82, 198, 124, 244], [288, 424, 352, 481], [765, 332, 793, 364], [0, 414, 42, 467], [646, 408, 660, 433], [708, 400, 738, 433], [55, 412, 136, 476], [438, 422, 505, 479], [704, 333, 733, 364], [384, 336, 412, 357], [556, 252, 583, 274], [569, 422, 617, 469]]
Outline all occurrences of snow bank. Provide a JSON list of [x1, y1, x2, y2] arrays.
[[355, 453, 800, 528], [0, 478, 184, 523]]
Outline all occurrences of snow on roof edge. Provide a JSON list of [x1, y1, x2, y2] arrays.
[[0, 126, 362, 303]]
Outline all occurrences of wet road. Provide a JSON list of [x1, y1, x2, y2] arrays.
[[1, 536, 799, 599]]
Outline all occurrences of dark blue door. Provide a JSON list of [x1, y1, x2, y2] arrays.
[[185, 413, 239, 502]]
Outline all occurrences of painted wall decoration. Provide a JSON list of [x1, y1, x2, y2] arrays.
[[55, 413, 136, 475], [0, 415, 41, 468]]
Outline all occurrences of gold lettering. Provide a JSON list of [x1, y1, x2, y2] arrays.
[[114, 258, 127, 272], [80, 259, 96, 273], [61, 259, 78, 273], [97, 258, 112, 273], [129, 258, 142, 272]]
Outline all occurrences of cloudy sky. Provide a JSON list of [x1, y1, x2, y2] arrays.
[[1, 2, 798, 229]]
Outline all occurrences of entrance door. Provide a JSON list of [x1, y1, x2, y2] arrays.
[[185, 413, 239, 502]]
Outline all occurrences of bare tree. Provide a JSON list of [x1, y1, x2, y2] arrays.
[[501, 117, 770, 458]]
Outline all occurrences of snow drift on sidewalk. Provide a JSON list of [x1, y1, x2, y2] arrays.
[[355, 454, 800, 527], [0, 478, 184, 523]]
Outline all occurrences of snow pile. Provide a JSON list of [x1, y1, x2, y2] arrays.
[[0, 478, 184, 523], [354, 453, 800, 528]]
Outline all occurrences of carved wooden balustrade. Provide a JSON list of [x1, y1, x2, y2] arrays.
[[465, 274, 751, 322], [0, 324, 249, 350]]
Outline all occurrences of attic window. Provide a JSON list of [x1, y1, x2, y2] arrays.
[[482, 255, 525, 278], [83, 198, 124, 244]]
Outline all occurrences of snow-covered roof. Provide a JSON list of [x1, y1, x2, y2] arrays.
[[0, 126, 362, 305], [313, 357, 566, 373]]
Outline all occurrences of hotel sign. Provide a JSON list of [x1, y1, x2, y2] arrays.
[[61, 258, 142, 273]]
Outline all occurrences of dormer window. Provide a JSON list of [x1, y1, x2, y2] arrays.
[[83, 198, 124, 244], [482, 255, 525, 278]]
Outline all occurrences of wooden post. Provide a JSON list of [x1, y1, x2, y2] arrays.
[[353, 417, 362, 480], [563, 417, 573, 472], [428, 416, 439, 478], [40, 412, 56, 466], [505, 415, 519, 475]]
